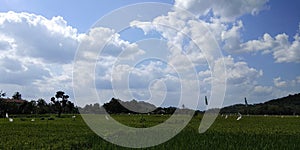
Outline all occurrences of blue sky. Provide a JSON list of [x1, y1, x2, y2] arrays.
[[0, 0, 299, 109]]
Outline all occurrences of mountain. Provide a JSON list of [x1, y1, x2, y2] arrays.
[[79, 93, 300, 115], [220, 93, 300, 115], [119, 99, 157, 113], [80, 98, 189, 114]]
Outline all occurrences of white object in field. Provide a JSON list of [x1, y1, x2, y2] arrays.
[[148, 113, 150, 116], [31, 119, 35, 122], [128, 113, 131, 115], [9, 118, 13, 122], [105, 115, 109, 120], [297, 115, 299, 118], [281, 115, 284, 118], [264, 114, 268, 117], [225, 115, 228, 119], [237, 112, 242, 120], [72, 115, 76, 119], [5, 113, 8, 118]]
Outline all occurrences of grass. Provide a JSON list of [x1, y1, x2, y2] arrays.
[[0, 114, 299, 149]]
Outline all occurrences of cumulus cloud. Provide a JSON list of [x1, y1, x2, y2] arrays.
[[195, 55, 265, 106], [0, 35, 15, 51], [0, 11, 146, 103], [0, 1, 298, 109], [223, 56, 263, 85], [239, 32, 300, 63], [72, 27, 145, 106], [297, 76, 300, 84], [129, 1, 276, 107], [273, 76, 300, 89], [253, 85, 273, 95], [174, 0, 269, 22], [273, 77, 287, 88], [221, 20, 243, 51], [0, 11, 82, 100], [0, 60, 50, 87], [213, 56, 266, 104], [172, 0, 300, 64], [0, 11, 80, 64]]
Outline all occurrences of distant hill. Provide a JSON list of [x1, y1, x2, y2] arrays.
[[78, 93, 300, 115], [119, 99, 157, 113], [220, 93, 300, 115], [79, 98, 190, 115], [102, 98, 156, 114]]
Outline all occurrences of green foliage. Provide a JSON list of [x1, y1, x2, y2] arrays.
[[51, 91, 72, 117], [12, 92, 21, 100], [0, 114, 299, 149], [0, 97, 78, 117], [221, 93, 300, 115]]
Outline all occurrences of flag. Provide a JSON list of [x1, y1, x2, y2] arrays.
[[205, 96, 208, 105], [244, 97, 248, 107]]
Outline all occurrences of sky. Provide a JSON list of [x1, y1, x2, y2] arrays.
[[0, 0, 299, 110]]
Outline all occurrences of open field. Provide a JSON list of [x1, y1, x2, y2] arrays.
[[0, 114, 299, 149]]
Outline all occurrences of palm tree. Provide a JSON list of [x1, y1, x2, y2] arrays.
[[12, 92, 21, 100], [52, 91, 69, 117]]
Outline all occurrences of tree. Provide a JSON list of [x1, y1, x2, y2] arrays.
[[51, 91, 70, 117], [12, 92, 22, 100], [19, 101, 36, 114], [103, 98, 131, 114], [37, 99, 48, 114], [66, 101, 76, 114], [0, 90, 6, 98]]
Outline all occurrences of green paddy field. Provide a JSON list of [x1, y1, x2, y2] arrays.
[[0, 114, 299, 149]]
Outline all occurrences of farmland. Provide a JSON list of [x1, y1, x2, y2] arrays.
[[0, 114, 299, 149]]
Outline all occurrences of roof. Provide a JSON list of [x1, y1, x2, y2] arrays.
[[0, 98, 26, 103]]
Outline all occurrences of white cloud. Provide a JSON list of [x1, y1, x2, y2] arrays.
[[297, 76, 300, 84], [73, 26, 150, 106], [0, 58, 50, 86], [0, 1, 298, 109], [105, 33, 145, 60], [129, 2, 277, 107], [173, 1, 300, 64], [65, 0, 300, 108], [253, 85, 273, 95], [273, 77, 287, 88], [0, 11, 82, 101], [273, 76, 300, 88], [174, 0, 269, 22], [0, 12, 146, 103], [197, 56, 265, 106], [223, 56, 263, 85], [0, 35, 15, 51], [238, 32, 300, 63], [273, 34, 300, 63], [0, 11, 80, 64], [221, 20, 243, 51]]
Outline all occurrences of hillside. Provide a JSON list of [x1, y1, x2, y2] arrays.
[[220, 93, 300, 115], [78, 93, 300, 115]]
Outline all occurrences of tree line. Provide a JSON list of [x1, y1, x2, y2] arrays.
[[220, 93, 300, 115], [0, 90, 78, 117], [1, 89, 299, 116], [79, 98, 196, 115], [79, 94, 300, 115]]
